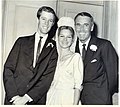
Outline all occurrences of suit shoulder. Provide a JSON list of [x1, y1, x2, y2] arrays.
[[16, 34, 35, 42], [96, 37, 112, 46], [18, 34, 34, 40], [95, 37, 116, 52]]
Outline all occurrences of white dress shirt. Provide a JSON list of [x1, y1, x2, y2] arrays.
[[79, 37, 91, 56], [33, 32, 48, 67]]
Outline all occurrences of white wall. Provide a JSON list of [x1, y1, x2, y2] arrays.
[[103, 1, 118, 52]]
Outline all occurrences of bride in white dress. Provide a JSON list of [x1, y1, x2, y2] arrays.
[[46, 17, 83, 105]]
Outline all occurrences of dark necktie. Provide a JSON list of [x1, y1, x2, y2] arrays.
[[82, 44, 86, 60], [36, 36, 43, 64]]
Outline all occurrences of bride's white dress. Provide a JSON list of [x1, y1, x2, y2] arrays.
[[46, 53, 83, 105]]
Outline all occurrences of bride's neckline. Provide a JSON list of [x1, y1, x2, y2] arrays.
[[59, 52, 74, 62]]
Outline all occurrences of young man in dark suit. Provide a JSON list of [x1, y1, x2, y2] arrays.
[[74, 12, 118, 105], [3, 6, 58, 105]]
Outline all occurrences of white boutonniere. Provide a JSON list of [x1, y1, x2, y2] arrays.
[[46, 42, 54, 48], [90, 44, 97, 51]]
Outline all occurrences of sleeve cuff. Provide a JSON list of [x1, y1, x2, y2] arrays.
[[24, 94, 33, 102], [74, 84, 83, 91]]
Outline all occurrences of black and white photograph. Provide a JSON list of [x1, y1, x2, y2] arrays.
[[1, 0, 119, 106]]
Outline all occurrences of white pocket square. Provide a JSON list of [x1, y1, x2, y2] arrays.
[[91, 59, 97, 63]]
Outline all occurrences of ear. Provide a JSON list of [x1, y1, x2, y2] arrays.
[[91, 23, 94, 31], [37, 18, 40, 25]]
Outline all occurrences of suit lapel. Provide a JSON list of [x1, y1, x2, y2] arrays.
[[75, 38, 81, 54], [28, 35, 35, 62], [36, 36, 53, 65], [84, 37, 97, 67], [23, 34, 35, 71]]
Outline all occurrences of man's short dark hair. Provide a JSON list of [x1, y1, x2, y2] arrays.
[[74, 12, 93, 22], [37, 6, 57, 22]]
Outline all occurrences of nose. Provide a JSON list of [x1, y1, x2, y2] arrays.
[[63, 37, 67, 41], [45, 20, 49, 26], [80, 25, 84, 32]]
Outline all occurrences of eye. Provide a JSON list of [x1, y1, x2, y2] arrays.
[[75, 23, 81, 27], [41, 17, 46, 21], [84, 23, 89, 27], [59, 35, 64, 37], [67, 36, 72, 38]]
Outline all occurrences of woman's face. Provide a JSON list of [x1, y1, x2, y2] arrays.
[[58, 29, 73, 49]]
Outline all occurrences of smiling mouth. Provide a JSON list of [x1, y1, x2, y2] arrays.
[[79, 33, 85, 35], [62, 42, 69, 45], [43, 26, 48, 29]]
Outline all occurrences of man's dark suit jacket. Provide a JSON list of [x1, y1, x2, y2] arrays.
[[3, 33, 58, 105], [75, 36, 118, 105]]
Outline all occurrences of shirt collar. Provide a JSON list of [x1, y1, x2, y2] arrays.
[[36, 32, 48, 39], [79, 36, 91, 50]]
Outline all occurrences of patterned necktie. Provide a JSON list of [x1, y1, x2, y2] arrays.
[[36, 36, 43, 64], [82, 44, 86, 60]]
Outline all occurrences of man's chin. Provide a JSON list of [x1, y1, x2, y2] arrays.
[[41, 30, 49, 34], [80, 39, 86, 43]]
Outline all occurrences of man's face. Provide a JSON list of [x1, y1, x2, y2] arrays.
[[38, 11, 55, 35], [75, 15, 94, 43]]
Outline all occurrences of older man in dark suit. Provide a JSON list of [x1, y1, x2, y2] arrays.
[[74, 12, 118, 105], [3, 6, 58, 105]]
